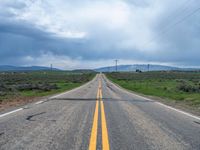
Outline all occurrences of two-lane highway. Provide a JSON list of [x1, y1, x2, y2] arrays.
[[0, 74, 199, 150]]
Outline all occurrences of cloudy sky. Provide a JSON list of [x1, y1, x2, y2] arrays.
[[0, 0, 200, 69]]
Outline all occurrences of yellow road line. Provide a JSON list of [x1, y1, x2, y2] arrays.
[[89, 88, 99, 150], [89, 78, 110, 150], [100, 87, 110, 150]]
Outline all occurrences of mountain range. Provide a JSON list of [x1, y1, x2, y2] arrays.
[[0, 64, 199, 72], [0, 65, 59, 72], [94, 64, 200, 72]]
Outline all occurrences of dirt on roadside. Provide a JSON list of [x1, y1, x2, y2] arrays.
[[0, 96, 41, 112]]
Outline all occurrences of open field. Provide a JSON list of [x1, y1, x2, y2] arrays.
[[107, 71, 200, 112], [0, 71, 95, 110]]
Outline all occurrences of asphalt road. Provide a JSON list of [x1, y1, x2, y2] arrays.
[[0, 74, 199, 150]]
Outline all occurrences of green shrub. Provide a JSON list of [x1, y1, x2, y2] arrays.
[[177, 83, 199, 93]]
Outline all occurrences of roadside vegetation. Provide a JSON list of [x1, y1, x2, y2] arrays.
[[0, 71, 95, 109], [107, 71, 200, 111]]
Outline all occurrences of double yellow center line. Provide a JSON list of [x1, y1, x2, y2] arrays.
[[89, 80, 110, 150]]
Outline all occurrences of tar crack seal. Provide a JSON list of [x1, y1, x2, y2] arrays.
[[26, 112, 46, 121]]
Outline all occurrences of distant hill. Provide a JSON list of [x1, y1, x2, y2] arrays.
[[72, 69, 96, 73], [0, 65, 60, 72], [95, 64, 200, 72]]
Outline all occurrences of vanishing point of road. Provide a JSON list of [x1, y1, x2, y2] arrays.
[[0, 74, 200, 150]]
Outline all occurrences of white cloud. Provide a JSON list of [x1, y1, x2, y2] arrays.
[[12, 0, 157, 47]]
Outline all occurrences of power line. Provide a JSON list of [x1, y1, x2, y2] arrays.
[[168, 7, 200, 28], [144, 5, 200, 46], [163, 0, 193, 24], [163, 7, 200, 33]]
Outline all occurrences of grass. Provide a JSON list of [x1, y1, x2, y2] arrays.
[[0, 71, 96, 102], [20, 82, 82, 97], [107, 71, 200, 108]]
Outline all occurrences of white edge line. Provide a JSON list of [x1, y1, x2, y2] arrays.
[[156, 102, 200, 121], [132, 93, 200, 121], [35, 101, 44, 105], [104, 74, 200, 121], [0, 75, 98, 119], [51, 74, 97, 99], [0, 108, 23, 118]]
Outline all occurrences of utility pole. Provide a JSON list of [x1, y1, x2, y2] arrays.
[[147, 64, 150, 72], [50, 64, 53, 71], [115, 59, 118, 72]]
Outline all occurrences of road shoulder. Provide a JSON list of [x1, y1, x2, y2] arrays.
[[104, 74, 200, 116]]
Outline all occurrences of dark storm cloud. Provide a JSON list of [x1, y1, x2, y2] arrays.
[[0, 17, 145, 64]]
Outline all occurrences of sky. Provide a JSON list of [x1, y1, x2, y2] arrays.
[[0, 0, 200, 69]]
